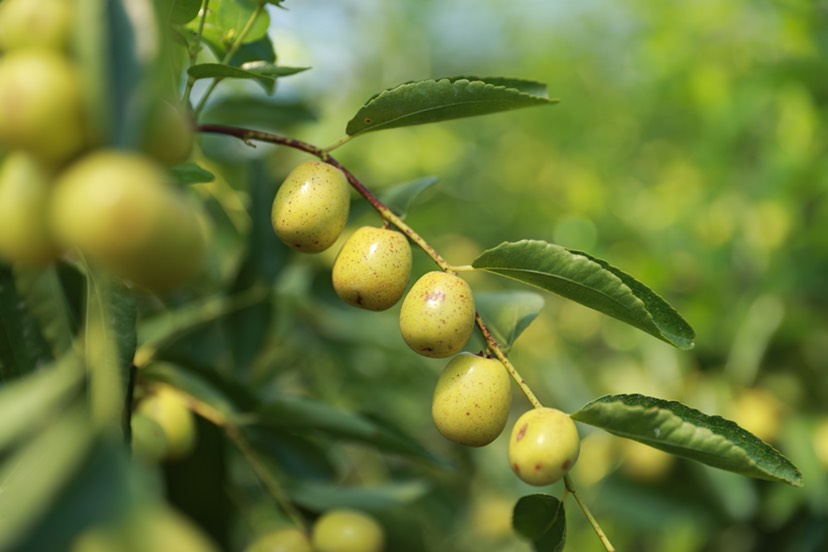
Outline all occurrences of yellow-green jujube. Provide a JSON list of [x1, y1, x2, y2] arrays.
[[135, 385, 197, 460], [0, 0, 74, 52], [508, 407, 581, 486], [432, 353, 512, 447], [0, 51, 87, 164], [332, 226, 412, 311], [141, 101, 194, 167], [272, 161, 350, 253], [399, 271, 475, 358], [245, 528, 312, 552], [50, 151, 207, 291], [0, 152, 59, 265], [311, 509, 384, 552]]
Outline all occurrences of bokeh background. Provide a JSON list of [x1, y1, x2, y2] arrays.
[[218, 1, 828, 550]]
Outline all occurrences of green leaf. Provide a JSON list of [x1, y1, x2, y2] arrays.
[[346, 77, 557, 136], [188, 63, 276, 93], [84, 271, 137, 431], [472, 240, 695, 350], [188, 0, 270, 59], [13, 265, 76, 357], [0, 352, 84, 452], [251, 396, 445, 466], [379, 176, 439, 219], [200, 96, 316, 131], [513, 494, 566, 552], [0, 264, 49, 380], [163, 0, 202, 24], [170, 162, 216, 184], [287, 480, 430, 512], [475, 291, 545, 353], [228, 34, 276, 68], [571, 394, 803, 487]]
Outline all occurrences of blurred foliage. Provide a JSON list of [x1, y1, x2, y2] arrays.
[[1, 0, 827, 551]]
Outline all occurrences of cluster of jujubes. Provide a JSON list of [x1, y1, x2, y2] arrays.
[[0, 0, 206, 292], [271, 160, 582, 488], [244, 508, 384, 552]]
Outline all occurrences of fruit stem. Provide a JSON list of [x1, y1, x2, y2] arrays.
[[474, 312, 543, 409], [564, 475, 616, 552], [196, 124, 450, 270], [182, 0, 211, 110], [194, 0, 268, 117]]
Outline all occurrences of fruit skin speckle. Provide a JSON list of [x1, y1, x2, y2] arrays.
[[508, 407, 581, 486], [399, 271, 475, 358], [272, 161, 350, 253]]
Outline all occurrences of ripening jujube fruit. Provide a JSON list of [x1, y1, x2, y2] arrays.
[[311, 509, 384, 552], [508, 407, 581, 486], [50, 151, 207, 291], [432, 352, 512, 447], [0, 51, 87, 164], [272, 161, 350, 253], [399, 271, 476, 358], [141, 101, 195, 167], [332, 226, 412, 311], [135, 385, 197, 460], [0, 0, 74, 52], [0, 152, 59, 265], [244, 528, 312, 552]]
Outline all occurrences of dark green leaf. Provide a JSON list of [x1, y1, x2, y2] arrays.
[[188, 63, 274, 94], [163, 0, 202, 24], [379, 176, 439, 219], [346, 77, 557, 136], [13, 266, 75, 358], [513, 494, 567, 552], [252, 396, 445, 466], [228, 34, 276, 68], [170, 162, 216, 184], [0, 264, 49, 380], [475, 291, 545, 353], [472, 240, 695, 349], [571, 394, 803, 487], [287, 480, 429, 512]]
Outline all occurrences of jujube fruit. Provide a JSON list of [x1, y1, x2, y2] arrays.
[[332, 226, 412, 311], [0, 0, 74, 52], [50, 151, 207, 291], [311, 509, 384, 552], [432, 353, 512, 447], [245, 528, 312, 552], [508, 407, 580, 486], [0, 152, 59, 265], [0, 51, 87, 164], [272, 161, 350, 253], [399, 271, 475, 358], [141, 101, 194, 167], [135, 385, 197, 460]]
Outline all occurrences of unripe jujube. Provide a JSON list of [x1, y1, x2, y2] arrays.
[[332, 226, 412, 311], [432, 353, 512, 447], [508, 407, 580, 486], [135, 385, 197, 460], [312, 509, 384, 552], [272, 161, 350, 253], [0, 152, 59, 265], [141, 101, 194, 167], [50, 151, 207, 291], [0, 0, 74, 52], [0, 51, 87, 164], [399, 271, 475, 358]]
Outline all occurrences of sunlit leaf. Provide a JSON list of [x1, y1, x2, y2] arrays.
[[513, 494, 566, 552], [475, 291, 545, 353], [379, 176, 438, 219], [188, 63, 306, 94], [170, 162, 216, 184], [571, 394, 803, 487], [346, 77, 557, 136], [472, 240, 695, 349], [188, 0, 270, 60]]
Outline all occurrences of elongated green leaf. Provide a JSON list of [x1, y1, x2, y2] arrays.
[[252, 396, 445, 466], [571, 394, 803, 487], [200, 96, 316, 131], [346, 77, 557, 136], [379, 176, 438, 219], [472, 240, 695, 349], [475, 291, 545, 353], [170, 162, 215, 184], [13, 265, 75, 357], [287, 480, 429, 512], [513, 494, 566, 552], [187, 63, 307, 94], [0, 264, 50, 380]]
